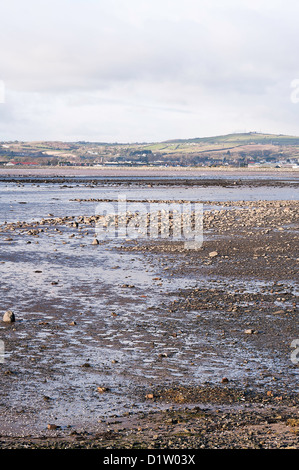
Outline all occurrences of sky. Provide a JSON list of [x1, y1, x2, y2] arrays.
[[1, 0, 299, 142]]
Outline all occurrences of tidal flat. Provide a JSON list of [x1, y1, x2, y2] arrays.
[[0, 173, 298, 449]]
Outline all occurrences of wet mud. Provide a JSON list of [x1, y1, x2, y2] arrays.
[[0, 178, 298, 449]]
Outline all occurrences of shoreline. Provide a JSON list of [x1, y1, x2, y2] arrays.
[[0, 165, 298, 179]]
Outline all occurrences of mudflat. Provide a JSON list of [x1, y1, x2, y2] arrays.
[[0, 177, 298, 449]]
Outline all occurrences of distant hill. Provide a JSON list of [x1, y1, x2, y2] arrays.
[[163, 132, 299, 146], [140, 132, 299, 167], [1, 132, 299, 167]]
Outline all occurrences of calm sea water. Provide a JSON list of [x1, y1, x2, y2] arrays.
[[0, 175, 298, 224]]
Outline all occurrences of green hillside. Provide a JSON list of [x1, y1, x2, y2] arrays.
[[164, 132, 299, 146]]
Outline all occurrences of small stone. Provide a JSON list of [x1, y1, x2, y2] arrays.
[[92, 238, 99, 245], [209, 251, 218, 258], [244, 329, 256, 334], [47, 424, 58, 430], [287, 418, 299, 427], [3, 310, 15, 323], [221, 377, 229, 383], [158, 352, 168, 358], [145, 393, 154, 399], [97, 386, 109, 393]]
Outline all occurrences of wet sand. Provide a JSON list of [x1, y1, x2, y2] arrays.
[[0, 178, 298, 449], [0, 165, 298, 183]]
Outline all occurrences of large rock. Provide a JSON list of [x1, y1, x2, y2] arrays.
[[3, 310, 15, 323]]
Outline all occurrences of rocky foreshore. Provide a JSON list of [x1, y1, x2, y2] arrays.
[[0, 197, 298, 449]]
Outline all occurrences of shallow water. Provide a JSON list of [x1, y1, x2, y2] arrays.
[[0, 178, 298, 225]]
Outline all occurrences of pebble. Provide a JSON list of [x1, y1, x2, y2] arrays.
[[2, 310, 15, 323], [209, 251, 218, 258], [47, 424, 59, 430], [92, 238, 99, 245]]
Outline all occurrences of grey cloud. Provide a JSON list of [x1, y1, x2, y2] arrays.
[[1, 0, 299, 141]]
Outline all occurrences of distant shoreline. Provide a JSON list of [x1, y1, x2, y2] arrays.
[[0, 165, 298, 178]]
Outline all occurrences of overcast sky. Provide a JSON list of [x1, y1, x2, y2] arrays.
[[1, 0, 299, 142]]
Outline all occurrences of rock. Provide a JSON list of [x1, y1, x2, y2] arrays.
[[145, 393, 154, 399], [209, 251, 218, 258], [3, 310, 15, 323], [97, 386, 109, 393], [244, 329, 257, 334], [221, 377, 229, 383], [287, 418, 299, 427], [158, 352, 168, 358], [47, 424, 59, 430], [92, 238, 99, 245]]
